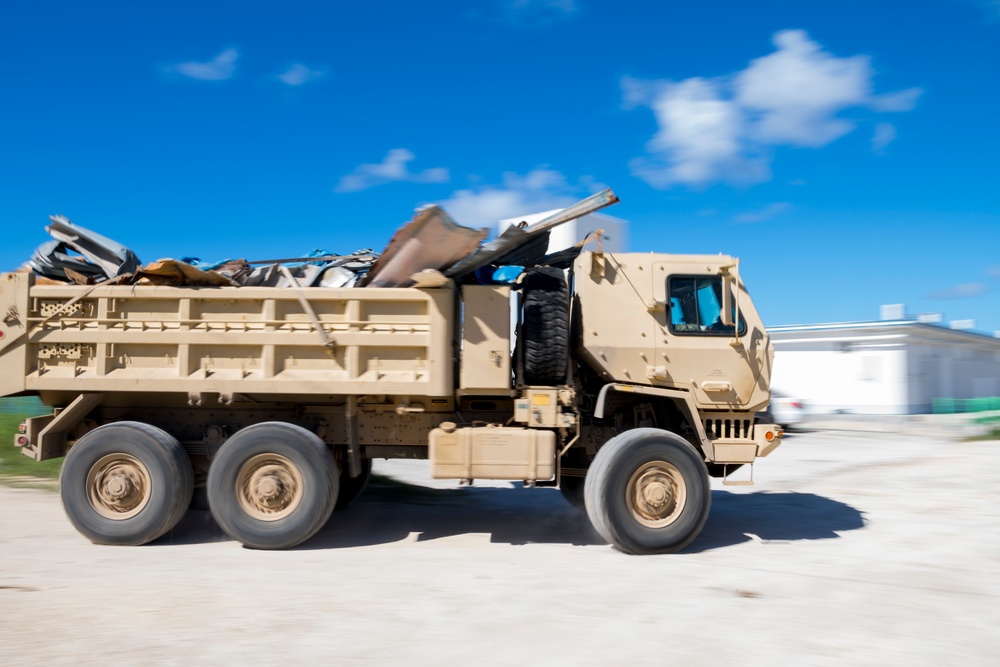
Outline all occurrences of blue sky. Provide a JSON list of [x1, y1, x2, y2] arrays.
[[2, 1, 998, 332]]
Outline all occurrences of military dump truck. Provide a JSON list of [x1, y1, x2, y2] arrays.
[[0, 189, 783, 554]]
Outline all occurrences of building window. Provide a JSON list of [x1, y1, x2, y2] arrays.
[[668, 276, 746, 336]]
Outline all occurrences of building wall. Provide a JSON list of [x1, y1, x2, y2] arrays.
[[907, 342, 1000, 413], [770, 323, 1000, 415], [771, 343, 909, 415]]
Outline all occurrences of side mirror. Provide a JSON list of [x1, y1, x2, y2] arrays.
[[720, 275, 735, 327]]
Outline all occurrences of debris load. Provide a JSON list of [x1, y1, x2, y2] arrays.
[[18, 189, 619, 289]]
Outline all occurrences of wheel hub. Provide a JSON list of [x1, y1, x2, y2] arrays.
[[643, 480, 671, 507], [255, 476, 280, 497], [87, 454, 152, 520], [237, 455, 303, 521], [627, 461, 687, 529], [105, 474, 133, 499]]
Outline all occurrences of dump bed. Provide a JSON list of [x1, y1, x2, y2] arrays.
[[0, 272, 455, 400]]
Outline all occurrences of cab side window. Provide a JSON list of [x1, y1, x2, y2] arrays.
[[668, 276, 746, 336]]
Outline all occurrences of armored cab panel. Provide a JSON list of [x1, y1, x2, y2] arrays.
[[574, 252, 772, 412]]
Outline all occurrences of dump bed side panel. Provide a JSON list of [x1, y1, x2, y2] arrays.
[[0, 272, 31, 397], [0, 278, 455, 399]]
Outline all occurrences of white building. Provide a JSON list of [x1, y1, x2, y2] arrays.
[[769, 313, 1000, 415]]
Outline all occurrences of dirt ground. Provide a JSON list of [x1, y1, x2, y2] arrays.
[[1, 428, 998, 666]]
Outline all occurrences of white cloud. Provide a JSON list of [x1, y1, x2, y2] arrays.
[[986, 266, 1000, 279], [872, 122, 897, 154], [926, 283, 989, 300], [172, 48, 239, 81], [438, 167, 587, 227], [625, 29, 923, 188], [734, 202, 791, 223], [277, 63, 325, 86], [870, 88, 923, 112], [627, 77, 767, 188], [736, 30, 871, 147], [335, 149, 449, 193]]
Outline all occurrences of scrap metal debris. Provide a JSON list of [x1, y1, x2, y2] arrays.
[[443, 189, 619, 279], [18, 188, 619, 290], [28, 215, 141, 282], [360, 206, 488, 288]]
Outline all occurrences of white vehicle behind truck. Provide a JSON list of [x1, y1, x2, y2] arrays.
[[1, 190, 783, 554]]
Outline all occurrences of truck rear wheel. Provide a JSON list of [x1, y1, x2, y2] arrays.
[[207, 422, 337, 550], [584, 428, 710, 554], [336, 458, 373, 510], [520, 267, 569, 385], [60, 421, 193, 546]]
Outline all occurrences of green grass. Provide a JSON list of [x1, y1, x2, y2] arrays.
[[974, 414, 1000, 425], [965, 427, 1000, 442], [0, 399, 63, 488]]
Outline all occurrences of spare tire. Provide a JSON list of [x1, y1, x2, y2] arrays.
[[520, 267, 569, 385]]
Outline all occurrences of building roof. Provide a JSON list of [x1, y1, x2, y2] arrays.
[[768, 318, 1000, 349]]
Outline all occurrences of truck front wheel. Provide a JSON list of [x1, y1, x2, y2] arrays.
[[584, 428, 710, 554], [207, 422, 337, 549], [60, 422, 193, 546]]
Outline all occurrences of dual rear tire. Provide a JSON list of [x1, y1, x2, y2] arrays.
[[61, 421, 350, 550], [207, 422, 338, 550], [60, 422, 193, 546]]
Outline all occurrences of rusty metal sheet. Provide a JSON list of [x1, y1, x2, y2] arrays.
[[362, 206, 488, 288]]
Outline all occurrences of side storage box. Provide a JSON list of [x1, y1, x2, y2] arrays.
[[429, 425, 555, 481], [459, 284, 512, 395]]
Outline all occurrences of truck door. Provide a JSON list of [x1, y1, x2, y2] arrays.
[[651, 266, 758, 408]]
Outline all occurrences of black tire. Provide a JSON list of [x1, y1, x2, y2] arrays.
[[520, 268, 568, 385], [584, 428, 710, 555], [207, 422, 337, 550], [335, 458, 373, 510], [59, 421, 193, 546], [559, 475, 586, 511]]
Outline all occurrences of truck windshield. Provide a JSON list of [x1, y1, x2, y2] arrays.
[[668, 276, 746, 336]]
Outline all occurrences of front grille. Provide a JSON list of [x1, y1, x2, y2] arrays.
[[705, 418, 753, 439]]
